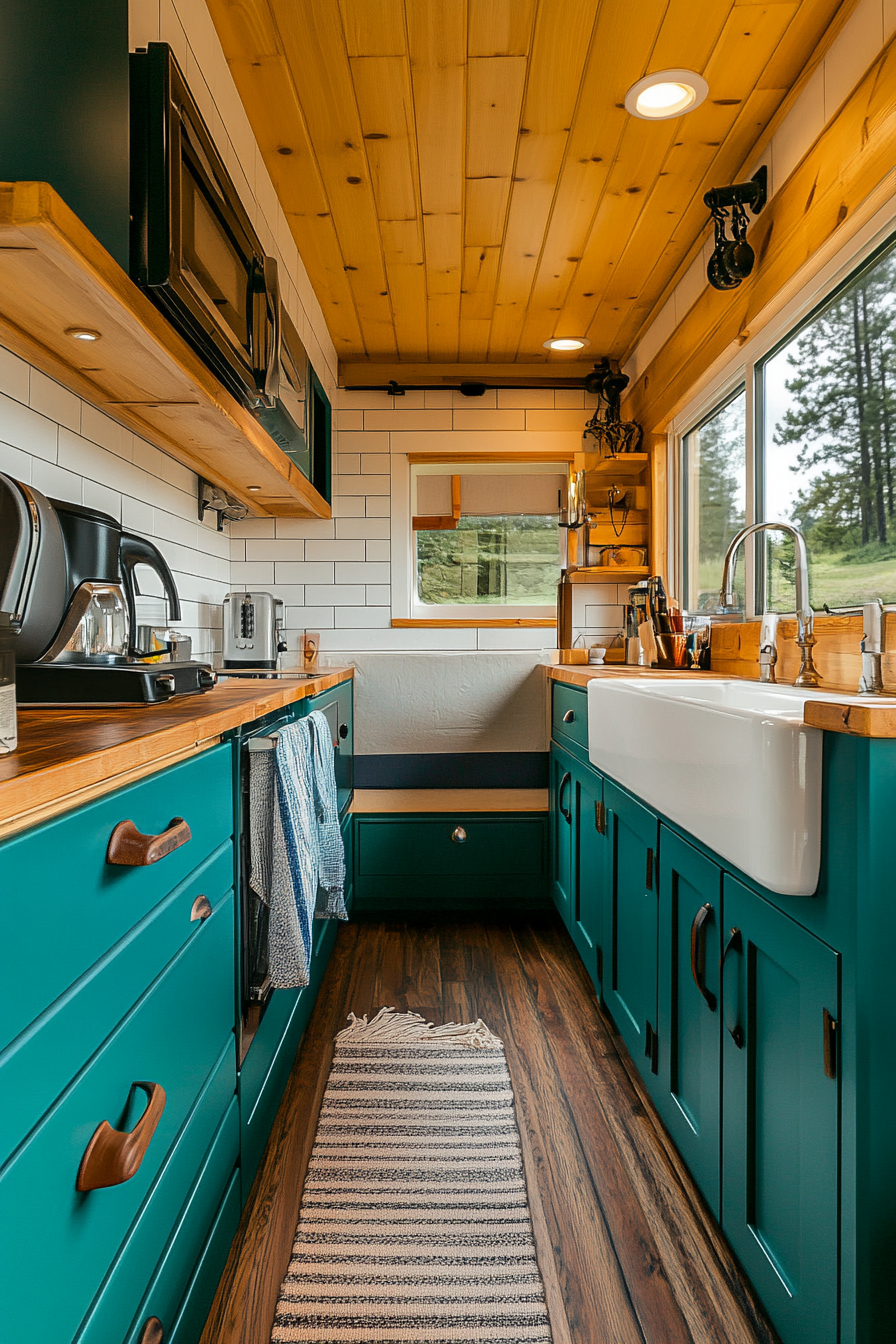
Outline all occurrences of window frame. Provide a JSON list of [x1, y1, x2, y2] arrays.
[[669, 197, 896, 619], [391, 453, 573, 627]]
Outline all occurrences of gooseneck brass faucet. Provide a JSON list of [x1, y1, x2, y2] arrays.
[[719, 521, 821, 689]]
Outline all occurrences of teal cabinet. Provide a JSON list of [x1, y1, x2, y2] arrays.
[[550, 748, 574, 926], [603, 778, 659, 1071], [656, 829, 722, 1216], [722, 876, 840, 1344], [571, 762, 605, 991]]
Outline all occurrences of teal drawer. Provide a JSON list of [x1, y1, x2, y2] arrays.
[[123, 1098, 239, 1344], [551, 682, 588, 752], [168, 1170, 240, 1344], [0, 893, 235, 1344], [240, 916, 338, 1197], [77, 1041, 236, 1344], [357, 816, 546, 877], [0, 743, 233, 1051], [0, 843, 233, 1165]]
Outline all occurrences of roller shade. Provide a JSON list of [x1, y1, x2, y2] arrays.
[[414, 471, 565, 530]]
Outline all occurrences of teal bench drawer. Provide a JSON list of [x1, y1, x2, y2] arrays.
[[124, 1097, 239, 1344], [551, 682, 588, 752], [0, 843, 233, 1165], [0, 893, 235, 1344], [357, 816, 546, 877], [77, 1040, 236, 1344], [0, 743, 233, 1052]]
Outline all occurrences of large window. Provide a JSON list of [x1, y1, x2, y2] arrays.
[[681, 390, 746, 611], [411, 463, 564, 618], [677, 231, 896, 615]]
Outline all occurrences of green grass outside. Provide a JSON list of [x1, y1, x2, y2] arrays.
[[697, 551, 896, 611]]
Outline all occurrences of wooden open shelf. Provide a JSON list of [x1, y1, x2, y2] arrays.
[[569, 566, 649, 584], [586, 452, 649, 482], [0, 182, 329, 519]]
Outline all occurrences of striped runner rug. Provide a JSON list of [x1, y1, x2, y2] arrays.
[[271, 1006, 553, 1344]]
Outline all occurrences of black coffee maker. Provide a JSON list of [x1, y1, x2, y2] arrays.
[[0, 472, 215, 704]]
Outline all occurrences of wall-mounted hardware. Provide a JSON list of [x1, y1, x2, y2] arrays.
[[704, 166, 768, 291], [583, 358, 643, 457], [198, 478, 250, 530]]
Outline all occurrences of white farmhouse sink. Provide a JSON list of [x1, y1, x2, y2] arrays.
[[586, 677, 836, 896]]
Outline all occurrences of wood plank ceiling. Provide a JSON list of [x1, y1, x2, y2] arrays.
[[207, 0, 849, 378]]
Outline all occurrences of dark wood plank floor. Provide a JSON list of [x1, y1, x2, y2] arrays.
[[200, 914, 779, 1344]]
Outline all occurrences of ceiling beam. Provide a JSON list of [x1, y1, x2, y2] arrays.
[[338, 361, 597, 388]]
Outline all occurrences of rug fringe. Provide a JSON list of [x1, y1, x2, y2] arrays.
[[335, 1005, 503, 1049]]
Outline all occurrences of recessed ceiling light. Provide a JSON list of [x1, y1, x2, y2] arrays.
[[625, 69, 708, 121], [543, 337, 590, 352], [66, 327, 101, 341], [247, 485, 261, 492]]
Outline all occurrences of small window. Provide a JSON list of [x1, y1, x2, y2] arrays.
[[761, 241, 896, 610], [411, 463, 565, 617], [680, 390, 747, 612]]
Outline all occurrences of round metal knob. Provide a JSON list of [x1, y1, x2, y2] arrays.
[[451, 826, 467, 844]]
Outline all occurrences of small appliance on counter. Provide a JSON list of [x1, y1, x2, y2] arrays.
[[0, 472, 215, 705], [223, 591, 287, 670]]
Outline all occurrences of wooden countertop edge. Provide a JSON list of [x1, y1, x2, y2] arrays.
[[0, 667, 353, 832], [545, 664, 896, 739]]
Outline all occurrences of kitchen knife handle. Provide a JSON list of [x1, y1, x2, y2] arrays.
[[107, 817, 191, 866], [76, 1082, 166, 1191]]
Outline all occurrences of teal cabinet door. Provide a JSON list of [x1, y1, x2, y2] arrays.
[[550, 748, 574, 926], [722, 876, 840, 1344], [656, 828, 722, 1216], [571, 762, 605, 994], [604, 780, 659, 1075]]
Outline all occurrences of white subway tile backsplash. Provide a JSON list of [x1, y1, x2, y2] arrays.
[[285, 604, 335, 629], [31, 458, 83, 503], [230, 517, 276, 538], [274, 518, 336, 539], [335, 606, 391, 628], [336, 562, 390, 585], [361, 453, 391, 474], [497, 388, 553, 409], [365, 584, 391, 604], [525, 409, 588, 432], [231, 561, 276, 585], [335, 454, 361, 475], [333, 496, 367, 517], [29, 370, 81, 433], [0, 440, 33, 481], [305, 584, 366, 605], [476, 628, 554, 650], [453, 409, 525, 431], [0, 346, 30, 404], [0, 392, 58, 462], [229, 538, 246, 562], [365, 541, 391, 562], [305, 539, 366, 562], [365, 496, 391, 517], [81, 404, 133, 460], [247, 539, 304, 561], [274, 562, 335, 584], [320, 628, 478, 651], [363, 410, 453, 431], [82, 479, 122, 520], [338, 430, 389, 453], [336, 517, 391, 539], [553, 389, 586, 409]]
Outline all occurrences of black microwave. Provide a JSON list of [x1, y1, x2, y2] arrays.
[[129, 44, 330, 501]]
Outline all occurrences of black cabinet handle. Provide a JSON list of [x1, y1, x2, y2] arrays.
[[720, 926, 744, 1048], [562, 709, 576, 723], [339, 723, 348, 740], [645, 847, 654, 891], [558, 772, 571, 822], [690, 903, 717, 1011]]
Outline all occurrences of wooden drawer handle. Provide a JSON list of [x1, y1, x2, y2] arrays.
[[107, 817, 191, 866], [138, 1320, 164, 1344], [190, 894, 213, 922], [76, 1081, 166, 1192], [562, 708, 576, 723]]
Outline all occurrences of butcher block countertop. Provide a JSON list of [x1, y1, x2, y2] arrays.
[[546, 663, 896, 739], [0, 666, 353, 839]]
